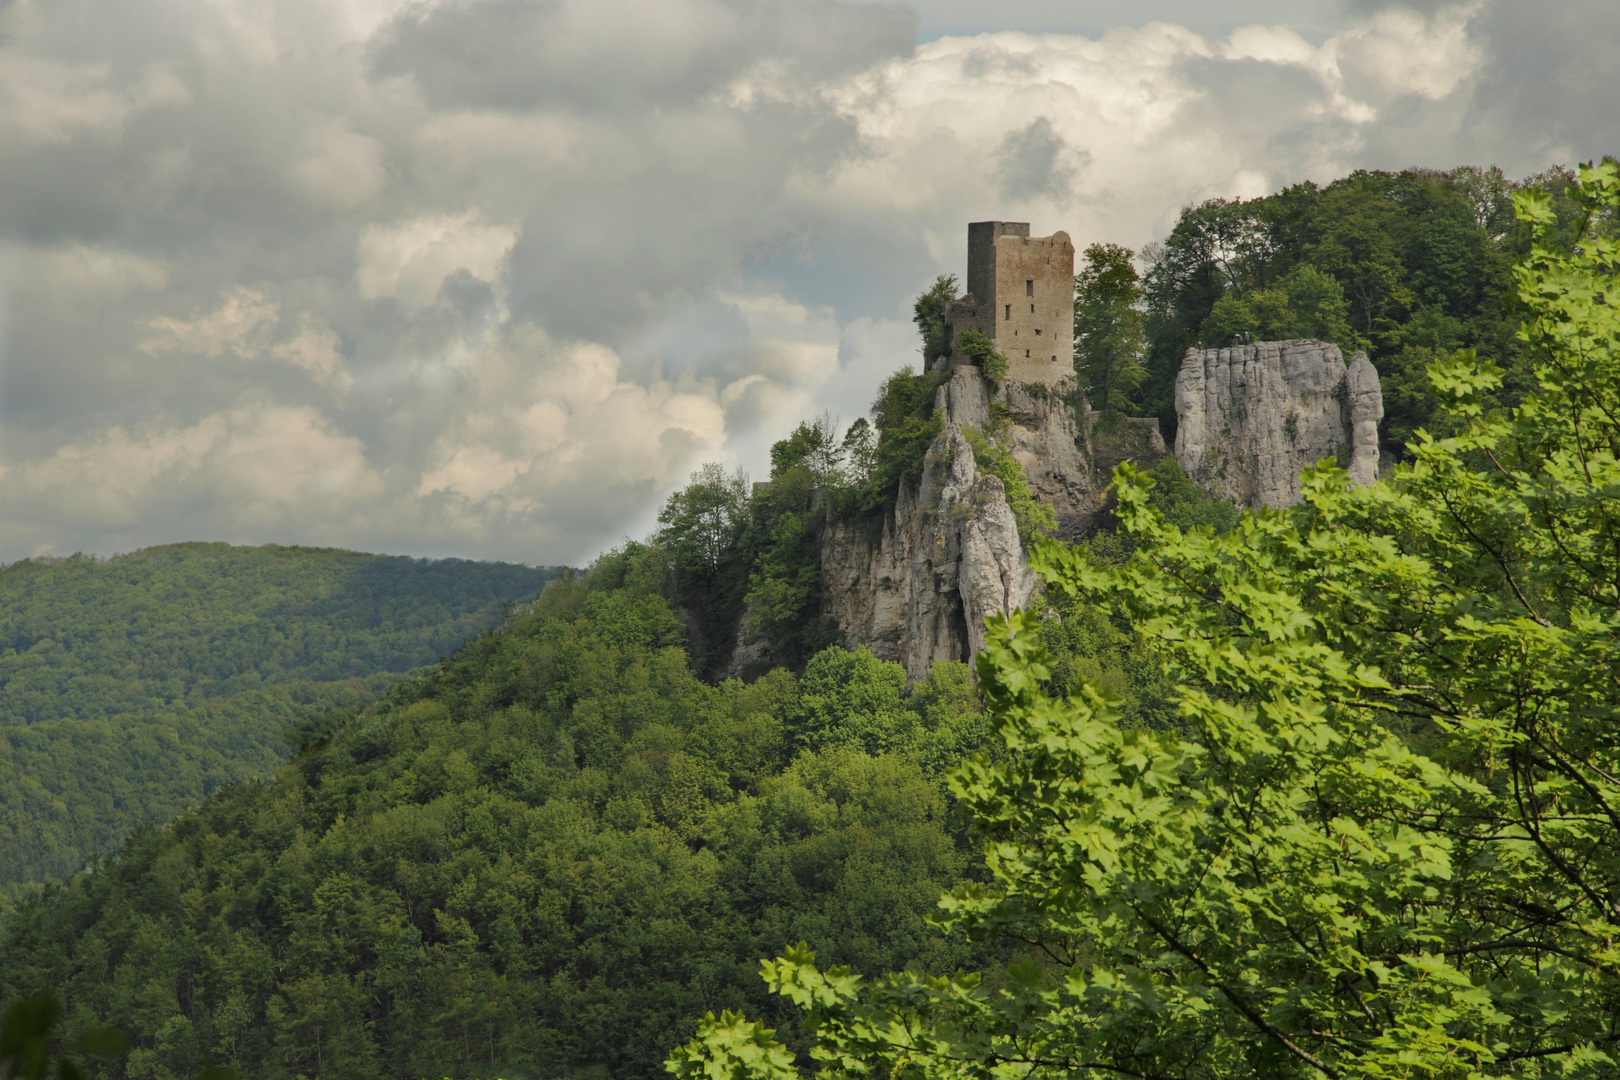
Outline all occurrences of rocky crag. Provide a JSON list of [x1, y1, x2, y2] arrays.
[[1174, 339, 1383, 509], [733, 339, 1377, 682], [816, 368, 1158, 682]]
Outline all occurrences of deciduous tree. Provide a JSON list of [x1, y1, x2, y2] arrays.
[[670, 160, 1620, 1080], [1073, 242, 1146, 411], [656, 463, 752, 578]]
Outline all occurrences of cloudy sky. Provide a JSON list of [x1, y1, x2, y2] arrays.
[[0, 0, 1614, 566]]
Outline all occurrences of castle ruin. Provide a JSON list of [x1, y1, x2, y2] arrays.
[[943, 221, 1075, 386]]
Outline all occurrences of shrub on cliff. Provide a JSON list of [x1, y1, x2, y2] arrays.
[[961, 426, 1057, 545], [912, 274, 958, 366], [955, 329, 1008, 381]]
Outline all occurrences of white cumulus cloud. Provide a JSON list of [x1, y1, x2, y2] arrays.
[[0, 0, 1612, 566]]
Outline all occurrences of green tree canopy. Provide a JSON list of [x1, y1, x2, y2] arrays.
[[657, 463, 752, 578], [0, 545, 1002, 1079], [768, 415, 846, 488], [913, 274, 959, 365], [1073, 241, 1146, 411], [670, 160, 1620, 1080], [1199, 262, 1356, 349], [0, 543, 555, 896], [1134, 165, 1587, 450]]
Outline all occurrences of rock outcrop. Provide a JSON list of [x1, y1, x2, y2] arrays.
[[1174, 339, 1383, 509], [818, 367, 1070, 683], [936, 374, 1100, 534], [726, 366, 1175, 681]]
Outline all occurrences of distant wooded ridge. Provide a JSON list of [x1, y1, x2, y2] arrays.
[[0, 542, 562, 896]]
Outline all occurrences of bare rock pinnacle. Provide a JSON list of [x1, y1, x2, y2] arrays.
[[1174, 339, 1384, 509]]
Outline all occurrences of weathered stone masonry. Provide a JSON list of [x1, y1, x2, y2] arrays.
[[943, 221, 1075, 386], [732, 222, 1391, 683]]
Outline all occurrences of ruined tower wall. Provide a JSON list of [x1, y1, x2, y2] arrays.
[[995, 233, 1074, 383], [966, 220, 1029, 308], [945, 221, 1074, 386]]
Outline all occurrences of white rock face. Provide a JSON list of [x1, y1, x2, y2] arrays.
[[1174, 340, 1384, 509], [818, 367, 1048, 683], [932, 370, 1099, 531]]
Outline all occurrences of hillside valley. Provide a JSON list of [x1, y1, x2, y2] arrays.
[[0, 543, 560, 898]]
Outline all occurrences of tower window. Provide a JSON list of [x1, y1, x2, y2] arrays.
[[1035, 329, 1041, 336], [1025, 279, 1033, 297], [1030, 303, 1034, 313], [1025, 350, 1030, 357], [1004, 304, 1010, 320]]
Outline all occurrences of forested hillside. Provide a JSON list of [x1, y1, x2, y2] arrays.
[[9, 159, 1609, 1080], [0, 543, 558, 895], [0, 547, 980, 1077], [0, 524, 1200, 1077]]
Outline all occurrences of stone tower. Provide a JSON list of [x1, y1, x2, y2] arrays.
[[943, 221, 1075, 385]]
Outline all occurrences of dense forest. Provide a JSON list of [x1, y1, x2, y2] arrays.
[[674, 160, 1620, 1080], [1070, 165, 1614, 455], [0, 497, 1227, 1077], [0, 548, 988, 1077], [0, 544, 558, 896]]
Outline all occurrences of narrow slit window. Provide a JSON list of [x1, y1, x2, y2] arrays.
[[1025, 349, 1030, 357], [1025, 279, 1034, 297], [1004, 304, 1010, 320], [1030, 303, 1034, 313]]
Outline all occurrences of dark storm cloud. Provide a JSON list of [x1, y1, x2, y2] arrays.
[[372, 0, 917, 112], [995, 117, 1084, 201], [1462, 2, 1620, 169], [1342, 0, 1457, 14], [1179, 53, 1341, 144]]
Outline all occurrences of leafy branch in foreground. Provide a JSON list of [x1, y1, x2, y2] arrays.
[[0, 994, 124, 1080], [668, 160, 1620, 1079]]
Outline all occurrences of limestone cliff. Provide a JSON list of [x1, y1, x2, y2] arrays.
[[722, 367, 1172, 681], [817, 368, 1096, 683], [1174, 339, 1383, 509]]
